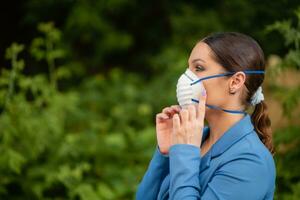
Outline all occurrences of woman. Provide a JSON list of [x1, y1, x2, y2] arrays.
[[136, 32, 276, 200]]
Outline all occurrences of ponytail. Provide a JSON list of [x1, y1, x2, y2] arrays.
[[201, 32, 274, 154], [251, 101, 275, 155]]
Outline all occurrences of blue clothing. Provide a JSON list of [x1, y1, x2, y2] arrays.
[[136, 114, 276, 200]]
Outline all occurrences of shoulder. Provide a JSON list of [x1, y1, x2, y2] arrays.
[[205, 130, 276, 199], [218, 130, 276, 193], [221, 129, 275, 172], [237, 130, 275, 172], [222, 129, 274, 164]]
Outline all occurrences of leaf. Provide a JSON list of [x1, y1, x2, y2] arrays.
[[73, 183, 100, 200]]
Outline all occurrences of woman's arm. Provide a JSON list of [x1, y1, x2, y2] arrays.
[[169, 144, 201, 199], [135, 145, 169, 200]]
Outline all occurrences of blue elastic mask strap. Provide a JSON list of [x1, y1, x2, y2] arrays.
[[190, 70, 265, 86], [191, 99, 247, 115], [189, 70, 265, 115]]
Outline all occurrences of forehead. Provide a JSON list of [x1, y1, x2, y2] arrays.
[[188, 42, 212, 63]]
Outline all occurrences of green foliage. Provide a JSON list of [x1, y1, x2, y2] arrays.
[[15, 0, 300, 76], [31, 22, 67, 90], [1, 43, 25, 108], [266, 7, 300, 70], [0, 22, 174, 199], [266, 8, 300, 200], [0, 1, 300, 199], [266, 8, 300, 116]]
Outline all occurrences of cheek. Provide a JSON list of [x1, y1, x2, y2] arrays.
[[203, 79, 228, 103]]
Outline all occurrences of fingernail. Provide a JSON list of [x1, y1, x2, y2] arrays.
[[202, 90, 206, 96]]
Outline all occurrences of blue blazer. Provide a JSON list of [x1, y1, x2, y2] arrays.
[[136, 114, 276, 200]]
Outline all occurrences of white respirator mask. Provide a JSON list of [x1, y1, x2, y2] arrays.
[[176, 68, 206, 109]]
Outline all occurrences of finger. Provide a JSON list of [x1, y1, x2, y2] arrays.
[[163, 106, 180, 117], [180, 108, 189, 125], [197, 89, 207, 120], [162, 107, 174, 117], [156, 113, 169, 122], [188, 105, 196, 121], [170, 105, 181, 113], [172, 114, 180, 132], [162, 107, 170, 113]]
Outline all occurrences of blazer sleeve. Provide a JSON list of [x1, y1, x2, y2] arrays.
[[169, 144, 202, 199], [135, 145, 170, 200], [168, 144, 275, 200]]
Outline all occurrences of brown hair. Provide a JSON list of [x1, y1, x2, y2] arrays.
[[202, 32, 274, 155]]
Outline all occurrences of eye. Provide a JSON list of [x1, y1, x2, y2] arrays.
[[195, 65, 205, 72]]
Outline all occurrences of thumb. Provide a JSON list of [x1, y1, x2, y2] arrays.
[[197, 88, 207, 119]]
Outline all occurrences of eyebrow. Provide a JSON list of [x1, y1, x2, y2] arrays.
[[191, 58, 206, 63]]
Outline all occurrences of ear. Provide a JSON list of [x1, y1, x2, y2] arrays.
[[228, 72, 246, 94]]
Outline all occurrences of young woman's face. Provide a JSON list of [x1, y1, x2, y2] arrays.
[[187, 41, 231, 110]]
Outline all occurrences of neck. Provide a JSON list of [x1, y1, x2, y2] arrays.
[[205, 110, 245, 145]]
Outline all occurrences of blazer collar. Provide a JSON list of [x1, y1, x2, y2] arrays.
[[200, 114, 255, 172]]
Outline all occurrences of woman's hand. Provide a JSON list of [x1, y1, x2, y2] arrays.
[[156, 105, 181, 155], [171, 91, 207, 147]]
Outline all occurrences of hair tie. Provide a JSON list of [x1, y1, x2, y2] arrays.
[[250, 86, 264, 106]]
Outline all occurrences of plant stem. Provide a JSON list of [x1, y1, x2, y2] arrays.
[[46, 41, 57, 91], [4, 52, 17, 108]]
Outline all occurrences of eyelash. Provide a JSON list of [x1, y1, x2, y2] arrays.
[[195, 65, 205, 72]]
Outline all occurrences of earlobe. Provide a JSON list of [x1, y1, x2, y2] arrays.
[[229, 88, 236, 95]]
